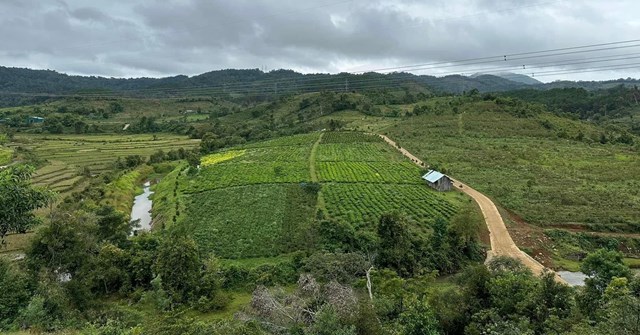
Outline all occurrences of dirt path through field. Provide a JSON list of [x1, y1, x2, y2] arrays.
[[310, 132, 324, 182], [378, 134, 566, 283], [310, 132, 326, 209]]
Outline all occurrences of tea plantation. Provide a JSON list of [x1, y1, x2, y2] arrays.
[[164, 131, 466, 259]]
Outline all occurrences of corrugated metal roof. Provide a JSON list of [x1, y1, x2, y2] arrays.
[[422, 170, 445, 183]]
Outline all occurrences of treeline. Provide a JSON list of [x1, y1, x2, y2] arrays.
[[502, 85, 640, 122]]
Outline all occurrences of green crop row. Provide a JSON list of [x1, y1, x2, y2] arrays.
[[243, 132, 321, 148], [183, 161, 310, 193], [0, 147, 12, 165], [237, 145, 313, 162], [317, 161, 421, 184], [320, 131, 382, 144], [322, 183, 458, 230], [316, 142, 401, 162]]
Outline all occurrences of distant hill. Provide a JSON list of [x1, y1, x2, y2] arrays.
[[0, 65, 639, 107], [471, 72, 542, 85]]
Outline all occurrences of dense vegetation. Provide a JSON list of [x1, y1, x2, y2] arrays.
[[1, 77, 639, 334]]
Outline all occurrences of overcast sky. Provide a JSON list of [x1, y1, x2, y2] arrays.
[[2, 0, 639, 82]]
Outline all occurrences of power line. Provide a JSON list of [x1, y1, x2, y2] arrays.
[[369, 40, 640, 74]]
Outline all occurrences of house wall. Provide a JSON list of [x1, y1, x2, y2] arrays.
[[428, 177, 452, 192]]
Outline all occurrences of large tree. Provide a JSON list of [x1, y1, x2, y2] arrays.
[[0, 165, 52, 244]]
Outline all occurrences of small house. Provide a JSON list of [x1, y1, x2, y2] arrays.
[[422, 169, 452, 192], [28, 116, 45, 124]]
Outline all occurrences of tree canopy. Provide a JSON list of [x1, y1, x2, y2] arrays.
[[0, 165, 52, 243]]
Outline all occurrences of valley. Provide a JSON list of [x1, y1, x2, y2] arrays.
[[1, 79, 639, 335]]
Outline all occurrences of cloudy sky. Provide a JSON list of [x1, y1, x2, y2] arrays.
[[1, 0, 639, 82]]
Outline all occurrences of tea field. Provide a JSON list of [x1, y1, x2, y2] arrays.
[[166, 131, 466, 259]]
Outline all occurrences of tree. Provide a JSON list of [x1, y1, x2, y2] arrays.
[[154, 235, 202, 304], [581, 249, 632, 294], [0, 259, 32, 328], [95, 205, 130, 246], [596, 278, 640, 335], [27, 211, 97, 277], [376, 212, 414, 276], [109, 102, 124, 113], [400, 296, 441, 335], [578, 249, 632, 318], [186, 151, 201, 169], [0, 165, 52, 244]]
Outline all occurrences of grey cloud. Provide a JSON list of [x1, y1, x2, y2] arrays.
[[0, 0, 638, 81]]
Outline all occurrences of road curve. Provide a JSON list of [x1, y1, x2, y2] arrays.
[[378, 134, 566, 283]]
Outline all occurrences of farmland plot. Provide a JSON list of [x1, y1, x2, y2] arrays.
[[181, 183, 317, 258], [184, 161, 310, 193], [316, 142, 401, 162], [171, 131, 462, 261], [13, 133, 199, 197], [315, 131, 460, 233], [317, 161, 421, 184], [323, 183, 458, 230]]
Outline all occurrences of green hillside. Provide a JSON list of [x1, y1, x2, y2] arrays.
[[377, 98, 640, 233]]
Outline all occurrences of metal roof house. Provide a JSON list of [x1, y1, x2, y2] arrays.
[[422, 170, 453, 192], [28, 116, 45, 124]]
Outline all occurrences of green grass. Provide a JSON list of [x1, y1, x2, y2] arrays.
[[0, 146, 12, 165], [103, 165, 155, 213], [151, 163, 187, 230], [624, 257, 640, 268], [384, 106, 640, 231]]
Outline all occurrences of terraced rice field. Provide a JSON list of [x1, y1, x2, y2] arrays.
[[15, 134, 199, 197]]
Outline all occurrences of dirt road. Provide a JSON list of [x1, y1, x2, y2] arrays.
[[378, 134, 566, 283]]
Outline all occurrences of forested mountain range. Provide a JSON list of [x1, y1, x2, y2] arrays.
[[2, 65, 639, 107]]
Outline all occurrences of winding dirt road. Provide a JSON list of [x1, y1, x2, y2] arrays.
[[378, 134, 566, 283]]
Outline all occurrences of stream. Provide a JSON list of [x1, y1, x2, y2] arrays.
[[130, 181, 154, 233], [557, 271, 588, 286]]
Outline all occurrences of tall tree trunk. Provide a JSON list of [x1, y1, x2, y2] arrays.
[[366, 266, 374, 301]]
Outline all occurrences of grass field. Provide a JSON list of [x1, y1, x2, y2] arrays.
[[167, 131, 465, 260], [12, 133, 199, 198], [383, 106, 640, 233]]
